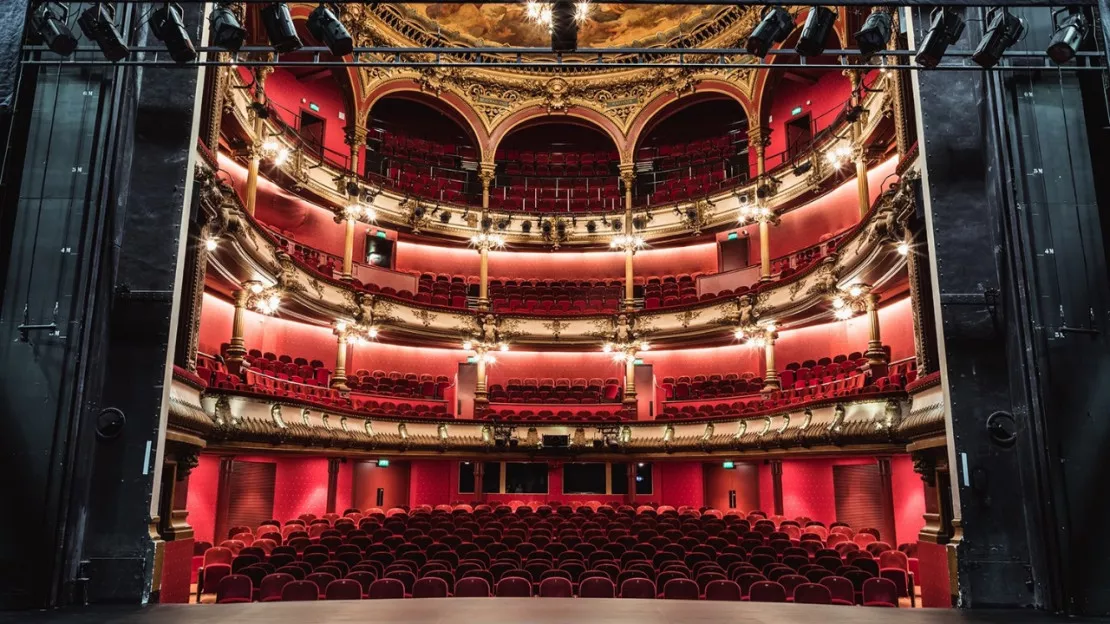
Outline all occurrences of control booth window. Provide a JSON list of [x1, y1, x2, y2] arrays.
[[458, 461, 475, 494], [563, 463, 608, 494], [482, 461, 501, 495], [504, 462, 548, 494], [612, 462, 654, 495]]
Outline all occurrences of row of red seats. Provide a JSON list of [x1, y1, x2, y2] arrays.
[[636, 135, 736, 165], [478, 409, 631, 422], [371, 129, 478, 162]]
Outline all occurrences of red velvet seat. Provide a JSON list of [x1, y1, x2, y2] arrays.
[[215, 574, 253, 604], [863, 577, 899, 607], [619, 578, 656, 599], [368, 578, 406, 599], [280, 580, 320, 601], [661, 578, 699, 600]]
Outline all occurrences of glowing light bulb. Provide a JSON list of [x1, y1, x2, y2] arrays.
[[205, 237, 218, 251], [274, 148, 291, 165], [639, 341, 650, 352], [832, 297, 845, 309], [261, 138, 280, 153], [896, 241, 909, 256], [499, 343, 509, 352], [835, 308, 854, 320], [267, 294, 281, 309], [602, 343, 612, 353], [367, 327, 379, 338], [335, 321, 347, 332], [526, 1, 541, 19], [462, 340, 473, 351], [249, 282, 264, 294], [575, 1, 590, 22], [849, 285, 863, 298], [483, 354, 497, 365], [734, 328, 746, 340]]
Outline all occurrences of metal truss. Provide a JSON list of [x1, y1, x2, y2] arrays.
[[20, 44, 1108, 71], [97, 0, 1099, 6]]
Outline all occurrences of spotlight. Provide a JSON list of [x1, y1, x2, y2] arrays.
[[151, 3, 197, 65], [261, 2, 302, 54], [914, 8, 965, 69], [971, 9, 1024, 69], [746, 6, 793, 58], [853, 10, 892, 58], [1047, 10, 1088, 65], [30, 2, 78, 57], [308, 3, 353, 57], [78, 4, 129, 62], [796, 6, 836, 57], [551, 0, 579, 52], [209, 3, 246, 51]]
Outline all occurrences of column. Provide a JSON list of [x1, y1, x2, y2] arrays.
[[623, 348, 637, 407], [340, 216, 356, 281], [478, 240, 490, 311], [770, 459, 784, 516], [761, 333, 780, 392], [847, 70, 870, 217], [627, 464, 638, 506], [624, 245, 635, 309], [758, 218, 772, 282], [155, 445, 200, 603], [332, 332, 349, 390], [876, 457, 897, 544], [326, 458, 341, 514], [480, 162, 496, 210], [864, 292, 888, 376], [473, 461, 485, 503], [620, 164, 636, 309], [244, 66, 272, 217], [474, 348, 488, 408], [620, 164, 635, 212], [344, 125, 367, 177], [749, 124, 768, 177], [226, 289, 248, 375]]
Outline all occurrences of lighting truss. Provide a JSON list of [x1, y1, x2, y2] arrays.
[[76, 0, 1100, 6], [21, 44, 1106, 71]]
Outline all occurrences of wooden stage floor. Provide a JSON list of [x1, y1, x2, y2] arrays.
[[3, 599, 1106, 624]]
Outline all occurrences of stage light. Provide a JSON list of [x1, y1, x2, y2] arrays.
[[151, 3, 197, 64], [796, 6, 836, 57], [746, 6, 793, 58], [1047, 10, 1088, 65], [308, 3, 354, 57], [78, 4, 129, 62], [971, 9, 1024, 69], [30, 2, 78, 57], [551, 0, 579, 52], [261, 2, 302, 54], [853, 10, 892, 58], [209, 3, 246, 52], [914, 7, 965, 69]]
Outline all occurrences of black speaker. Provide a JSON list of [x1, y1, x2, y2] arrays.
[[543, 434, 569, 448], [551, 0, 579, 52], [376, 487, 384, 507], [728, 489, 737, 509]]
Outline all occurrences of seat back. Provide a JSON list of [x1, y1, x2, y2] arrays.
[[280, 580, 320, 601], [412, 577, 449, 598], [863, 577, 899, 606], [793, 582, 833, 604], [579, 576, 616, 598], [703, 579, 742, 601], [455, 577, 491, 597], [368, 578, 406, 599], [258, 573, 295, 601], [748, 580, 787, 602], [538, 577, 574, 597], [324, 579, 363, 600], [496, 576, 532, 597], [619, 578, 656, 599], [662, 578, 699, 600], [215, 574, 253, 603]]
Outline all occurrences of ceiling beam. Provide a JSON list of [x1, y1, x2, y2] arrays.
[[104, 0, 1097, 6]]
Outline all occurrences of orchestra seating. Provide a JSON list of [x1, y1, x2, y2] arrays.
[[194, 505, 918, 605]]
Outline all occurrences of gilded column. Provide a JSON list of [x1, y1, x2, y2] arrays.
[[480, 162, 496, 210], [244, 66, 273, 217], [620, 165, 637, 308], [206, 65, 230, 149], [332, 331, 349, 391], [478, 242, 490, 311], [761, 332, 780, 393], [623, 347, 638, 408], [847, 70, 870, 217], [341, 216, 356, 281], [749, 124, 768, 177], [865, 292, 889, 375], [474, 348, 489, 409], [344, 125, 367, 177], [226, 289, 248, 375], [759, 218, 772, 282]]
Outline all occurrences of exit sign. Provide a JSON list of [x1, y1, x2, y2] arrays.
[[309, 102, 320, 112], [722, 461, 735, 469], [791, 106, 804, 116]]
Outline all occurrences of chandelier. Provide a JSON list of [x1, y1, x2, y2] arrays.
[[831, 284, 869, 320], [737, 202, 773, 224], [471, 232, 506, 250], [604, 340, 649, 363], [245, 280, 282, 315], [335, 320, 379, 344], [609, 234, 645, 252], [733, 321, 776, 347], [260, 136, 291, 166], [525, 1, 591, 27], [340, 202, 376, 223], [825, 144, 854, 170]]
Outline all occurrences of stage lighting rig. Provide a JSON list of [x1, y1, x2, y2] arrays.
[[209, 3, 247, 52], [796, 6, 836, 57], [261, 2, 302, 54], [746, 6, 793, 58], [1046, 9, 1089, 65], [853, 10, 892, 58], [78, 4, 129, 62], [971, 8, 1025, 68], [308, 3, 354, 57], [30, 2, 78, 57], [151, 3, 197, 65], [914, 7, 965, 69]]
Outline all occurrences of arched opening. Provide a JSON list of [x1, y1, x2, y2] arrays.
[[366, 94, 482, 205], [491, 119, 621, 213], [632, 96, 750, 207], [756, 24, 854, 174]]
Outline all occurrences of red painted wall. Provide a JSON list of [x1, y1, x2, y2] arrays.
[[758, 461, 775, 514], [644, 343, 763, 381], [780, 457, 838, 523], [186, 454, 221, 544], [349, 341, 466, 379], [486, 351, 625, 384], [336, 460, 354, 513], [264, 68, 352, 166], [199, 292, 339, 364], [890, 454, 926, 546], [410, 460, 455, 508], [159, 539, 194, 603], [776, 296, 915, 365], [656, 462, 704, 509], [759, 71, 854, 170]]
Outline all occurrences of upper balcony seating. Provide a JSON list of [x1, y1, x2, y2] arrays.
[[496, 148, 620, 178], [487, 378, 624, 404], [489, 279, 623, 315], [476, 407, 634, 422], [636, 136, 738, 169], [372, 129, 478, 164]]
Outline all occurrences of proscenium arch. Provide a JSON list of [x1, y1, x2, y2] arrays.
[[626, 82, 754, 154], [488, 106, 627, 164], [360, 79, 492, 162]]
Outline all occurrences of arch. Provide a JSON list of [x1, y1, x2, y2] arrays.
[[627, 83, 753, 154], [488, 105, 627, 164], [284, 5, 359, 127], [360, 79, 491, 161]]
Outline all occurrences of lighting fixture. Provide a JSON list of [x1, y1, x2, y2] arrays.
[[273, 148, 291, 166], [825, 145, 853, 169], [471, 232, 506, 248], [575, 1, 591, 22], [482, 353, 496, 365], [78, 4, 129, 62], [151, 3, 197, 64], [209, 3, 247, 51], [734, 328, 746, 340], [737, 203, 772, 223], [610, 234, 645, 250], [30, 2, 78, 57], [748, 335, 767, 349], [367, 326, 379, 338], [835, 307, 854, 320], [249, 282, 264, 294], [261, 2, 302, 54], [896, 241, 910, 256], [1047, 10, 1088, 65], [499, 343, 509, 352], [308, 3, 353, 57], [204, 237, 219, 251], [914, 7, 965, 69], [551, 0, 579, 52], [848, 285, 862, 297], [853, 10, 892, 58], [797, 6, 836, 57], [971, 9, 1024, 69], [746, 6, 794, 58]]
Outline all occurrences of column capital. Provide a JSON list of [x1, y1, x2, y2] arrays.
[[619, 164, 636, 186], [479, 162, 497, 187], [747, 124, 772, 149], [344, 125, 368, 147]]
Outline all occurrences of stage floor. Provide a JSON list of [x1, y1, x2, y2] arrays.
[[3, 599, 1105, 624]]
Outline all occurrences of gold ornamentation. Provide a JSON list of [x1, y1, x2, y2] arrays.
[[542, 319, 570, 340], [677, 309, 702, 329], [788, 278, 806, 302], [413, 309, 438, 327]]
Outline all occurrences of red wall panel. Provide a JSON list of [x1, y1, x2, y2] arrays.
[[644, 343, 763, 381], [703, 462, 760, 512], [353, 460, 411, 510], [410, 460, 455, 507], [780, 458, 837, 523], [273, 456, 331, 519], [263, 68, 352, 166], [918, 541, 953, 608], [158, 538, 194, 603], [336, 459, 354, 513], [758, 461, 775, 514], [185, 454, 221, 544], [486, 351, 625, 384], [349, 341, 466, 379], [197, 294, 234, 357], [656, 461, 704, 508], [890, 454, 926, 546]]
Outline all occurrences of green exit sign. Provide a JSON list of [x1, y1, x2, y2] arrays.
[[377, 459, 390, 467], [791, 106, 804, 116], [722, 461, 735, 469], [309, 102, 320, 112], [727, 232, 739, 241]]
